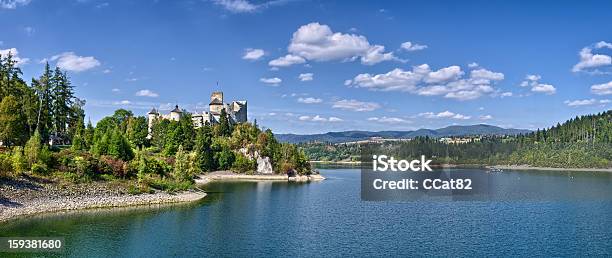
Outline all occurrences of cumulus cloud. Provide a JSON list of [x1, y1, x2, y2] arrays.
[[591, 81, 612, 95], [332, 99, 381, 112], [260, 77, 282, 86], [50, 52, 100, 72], [564, 99, 609, 107], [572, 41, 612, 73], [367, 116, 411, 124], [400, 41, 427, 51], [297, 97, 322, 104], [0, 48, 29, 66], [0, 0, 30, 9], [346, 64, 504, 101], [519, 74, 556, 95], [271, 22, 398, 67], [298, 73, 313, 81], [135, 89, 159, 98], [268, 54, 306, 67], [242, 48, 265, 60], [299, 115, 342, 122], [419, 111, 471, 120]]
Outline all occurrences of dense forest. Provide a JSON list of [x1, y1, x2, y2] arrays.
[[301, 111, 612, 168], [0, 52, 311, 193]]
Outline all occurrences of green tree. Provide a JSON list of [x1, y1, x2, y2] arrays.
[[216, 148, 235, 170], [173, 145, 194, 182], [24, 131, 42, 167], [218, 108, 232, 137], [108, 126, 134, 161], [0, 95, 28, 146], [126, 116, 149, 148], [195, 125, 215, 172]]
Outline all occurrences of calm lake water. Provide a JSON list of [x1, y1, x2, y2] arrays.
[[2, 168, 612, 257]]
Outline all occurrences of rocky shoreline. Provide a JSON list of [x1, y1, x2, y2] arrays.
[[195, 171, 326, 184], [0, 176, 206, 223]]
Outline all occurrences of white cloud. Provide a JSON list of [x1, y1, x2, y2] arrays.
[[572, 41, 612, 72], [135, 89, 159, 98], [113, 100, 131, 105], [563, 98, 609, 107], [348, 64, 504, 101], [242, 48, 265, 61], [500, 92, 513, 98], [260, 77, 282, 86], [479, 115, 493, 120], [213, 0, 257, 13], [332, 99, 381, 112], [0, 48, 29, 66], [531, 83, 556, 95], [0, 0, 30, 9], [591, 81, 612, 95], [102, 69, 112, 74], [419, 111, 471, 120], [400, 41, 427, 51], [273, 22, 397, 67], [367, 116, 411, 124], [297, 97, 322, 104], [299, 115, 342, 122], [50, 52, 100, 72], [268, 54, 306, 67], [468, 62, 479, 68], [298, 73, 313, 81], [519, 74, 556, 95]]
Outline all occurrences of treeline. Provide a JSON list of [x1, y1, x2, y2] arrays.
[[301, 111, 612, 168], [0, 52, 311, 192]]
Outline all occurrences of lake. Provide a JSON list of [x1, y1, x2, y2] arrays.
[[2, 168, 612, 257]]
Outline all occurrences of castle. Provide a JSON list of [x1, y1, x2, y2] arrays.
[[147, 91, 247, 132]]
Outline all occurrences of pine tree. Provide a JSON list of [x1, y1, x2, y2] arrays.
[[195, 125, 215, 172], [218, 108, 232, 137]]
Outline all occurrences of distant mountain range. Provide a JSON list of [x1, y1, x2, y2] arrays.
[[275, 124, 531, 144]]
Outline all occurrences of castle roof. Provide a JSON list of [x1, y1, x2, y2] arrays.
[[210, 98, 223, 105], [148, 108, 158, 114], [171, 105, 182, 113]]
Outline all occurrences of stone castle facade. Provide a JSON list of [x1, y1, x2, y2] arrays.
[[147, 91, 247, 133]]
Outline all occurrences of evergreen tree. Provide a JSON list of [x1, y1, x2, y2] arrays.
[[195, 125, 215, 172], [32, 63, 54, 143], [51, 67, 74, 139], [218, 108, 232, 137]]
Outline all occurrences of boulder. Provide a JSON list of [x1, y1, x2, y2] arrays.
[[257, 156, 273, 174]]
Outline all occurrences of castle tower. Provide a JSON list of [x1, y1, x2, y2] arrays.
[[169, 105, 182, 121], [147, 108, 159, 136], [210, 91, 224, 114]]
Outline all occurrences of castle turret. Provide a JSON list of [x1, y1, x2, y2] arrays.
[[170, 105, 182, 121], [147, 108, 159, 137]]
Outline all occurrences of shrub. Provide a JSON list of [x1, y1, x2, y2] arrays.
[[99, 155, 127, 178], [11, 147, 28, 174], [216, 149, 235, 170], [232, 154, 256, 173], [31, 162, 48, 175], [0, 152, 13, 177]]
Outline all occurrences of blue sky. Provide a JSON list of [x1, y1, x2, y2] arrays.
[[1, 0, 611, 134]]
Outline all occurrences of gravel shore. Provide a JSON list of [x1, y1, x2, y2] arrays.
[[195, 171, 326, 184], [0, 176, 206, 223]]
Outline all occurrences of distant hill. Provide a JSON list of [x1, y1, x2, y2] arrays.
[[275, 124, 531, 143]]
